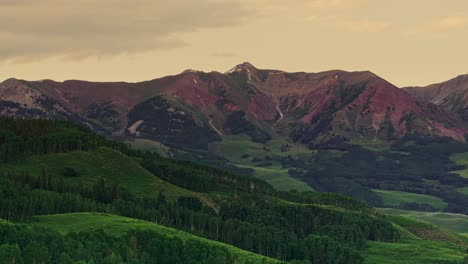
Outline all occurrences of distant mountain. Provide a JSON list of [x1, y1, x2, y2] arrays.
[[1, 63, 467, 152], [405, 74, 468, 121]]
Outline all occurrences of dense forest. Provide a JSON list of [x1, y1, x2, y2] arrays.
[[0, 117, 408, 263]]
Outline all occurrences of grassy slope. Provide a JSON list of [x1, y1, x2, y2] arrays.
[[237, 164, 312, 192], [374, 189, 448, 210], [210, 135, 314, 192], [351, 138, 391, 152], [125, 139, 174, 158], [449, 152, 468, 178], [364, 239, 466, 264], [126, 135, 314, 192], [211, 135, 312, 162], [32, 211, 467, 264], [380, 208, 468, 234], [30, 213, 280, 264], [365, 215, 468, 263], [0, 147, 195, 201], [20, 207, 468, 264], [450, 149, 468, 194]]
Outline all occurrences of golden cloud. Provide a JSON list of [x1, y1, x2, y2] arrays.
[[0, 0, 254, 61]]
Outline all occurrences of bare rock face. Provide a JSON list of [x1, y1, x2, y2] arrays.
[[0, 79, 82, 122], [1, 63, 467, 151]]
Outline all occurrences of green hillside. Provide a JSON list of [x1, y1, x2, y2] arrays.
[[0, 213, 279, 264], [450, 152, 468, 178], [0, 118, 467, 263], [126, 138, 174, 157], [365, 214, 468, 264], [364, 239, 466, 264], [380, 208, 468, 234], [374, 190, 448, 211], [237, 164, 313, 192], [1, 147, 195, 201], [209, 135, 314, 191], [31, 212, 281, 263]]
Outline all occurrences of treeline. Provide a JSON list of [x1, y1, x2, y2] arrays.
[[141, 153, 275, 194], [0, 173, 116, 222], [276, 191, 372, 213], [0, 117, 125, 163]]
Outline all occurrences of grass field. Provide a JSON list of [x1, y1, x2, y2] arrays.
[[450, 152, 468, 166], [125, 139, 174, 157], [210, 135, 314, 192], [364, 239, 467, 264], [449, 152, 468, 178], [30, 213, 280, 264], [450, 169, 468, 178], [210, 135, 312, 164], [351, 138, 391, 152], [374, 189, 448, 210], [380, 208, 468, 235], [429, 161, 468, 195], [238, 164, 313, 192], [450, 171, 468, 178], [364, 213, 468, 263], [0, 147, 194, 201]]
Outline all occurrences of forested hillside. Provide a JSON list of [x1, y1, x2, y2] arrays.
[[0, 118, 466, 263]]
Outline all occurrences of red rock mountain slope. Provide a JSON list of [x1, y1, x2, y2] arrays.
[[1, 63, 466, 150], [405, 74, 468, 121]]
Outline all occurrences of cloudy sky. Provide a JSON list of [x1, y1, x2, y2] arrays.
[[0, 0, 467, 86]]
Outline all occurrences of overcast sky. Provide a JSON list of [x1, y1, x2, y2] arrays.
[[0, 0, 467, 86]]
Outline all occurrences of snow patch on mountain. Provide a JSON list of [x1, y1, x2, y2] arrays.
[[128, 120, 144, 136]]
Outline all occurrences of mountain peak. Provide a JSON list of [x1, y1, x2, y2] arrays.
[[225, 62, 258, 74]]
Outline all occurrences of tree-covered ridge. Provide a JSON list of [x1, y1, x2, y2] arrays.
[[141, 152, 275, 195], [0, 117, 465, 263], [0, 118, 116, 162], [0, 213, 282, 264]]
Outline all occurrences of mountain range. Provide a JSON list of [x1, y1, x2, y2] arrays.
[[1, 62, 467, 153]]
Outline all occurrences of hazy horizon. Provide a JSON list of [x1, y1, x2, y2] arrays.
[[1, 61, 464, 88]]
